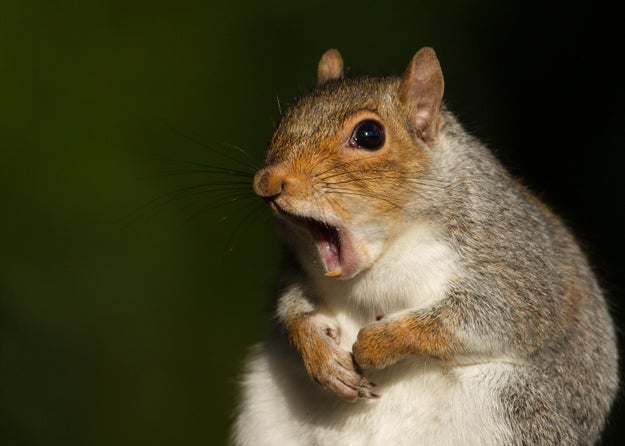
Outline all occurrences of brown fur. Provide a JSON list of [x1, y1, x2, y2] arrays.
[[353, 310, 464, 367], [242, 47, 618, 444]]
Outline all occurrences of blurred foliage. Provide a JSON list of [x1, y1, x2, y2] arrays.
[[0, 0, 623, 444]]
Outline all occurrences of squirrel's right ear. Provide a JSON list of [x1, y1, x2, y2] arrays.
[[398, 47, 444, 140], [317, 49, 344, 86]]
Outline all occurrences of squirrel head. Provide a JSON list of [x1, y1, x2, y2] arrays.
[[253, 47, 445, 279]]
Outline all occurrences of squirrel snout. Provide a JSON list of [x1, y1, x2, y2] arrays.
[[253, 167, 287, 200], [254, 166, 309, 203]]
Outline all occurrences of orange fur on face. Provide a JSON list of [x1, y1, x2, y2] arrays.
[[262, 77, 434, 213], [255, 105, 432, 228]]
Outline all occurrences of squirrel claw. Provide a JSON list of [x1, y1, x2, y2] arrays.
[[357, 377, 380, 400], [313, 345, 380, 402]]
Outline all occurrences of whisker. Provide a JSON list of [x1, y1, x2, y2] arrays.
[[153, 169, 252, 190], [313, 160, 365, 180], [322, 186, 409, 215], [120, 182, 254, 228], [172, 188, 255, 207], [152, 159, 254, 178], [223, 200, 267, 254], [318, 166, 450, 191], [276, 95, 283, 115], [316, 155, 395, 182], [147, 167, 255, 183], [166, 126, 259, 172], [181, 192, 259, 224], [220, 142, 259, 167], [135, 182, 253, 216], [323, 175, 448, 195]]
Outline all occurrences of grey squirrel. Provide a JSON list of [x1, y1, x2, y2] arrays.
[[232, 47, 618, 445]]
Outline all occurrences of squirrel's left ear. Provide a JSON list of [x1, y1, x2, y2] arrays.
[[317, 49, 344, 86], [399, 47, 444, 140]]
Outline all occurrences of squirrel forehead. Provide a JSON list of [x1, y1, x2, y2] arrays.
[[271, 76, 400, 148]]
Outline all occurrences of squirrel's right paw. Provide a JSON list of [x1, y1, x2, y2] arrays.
[[292, 318, 378, 401], [306, 337, 378, 401]]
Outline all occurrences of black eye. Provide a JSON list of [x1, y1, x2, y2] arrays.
[[350, 119, 385, 150]]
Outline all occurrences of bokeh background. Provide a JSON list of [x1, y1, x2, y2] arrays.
[[1, 0, 623, 444]]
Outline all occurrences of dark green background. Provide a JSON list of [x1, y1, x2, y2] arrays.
[[1, 0, 623, 444]]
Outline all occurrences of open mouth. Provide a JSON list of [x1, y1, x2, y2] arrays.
[[268, 201, 360, 278], [272, 207, 352, 277], [299, 218, 343, 277]]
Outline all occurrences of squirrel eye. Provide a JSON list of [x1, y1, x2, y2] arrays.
[[349, 119, 385, 150]]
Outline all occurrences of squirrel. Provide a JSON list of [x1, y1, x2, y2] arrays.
[[232, 47, 618, 445]]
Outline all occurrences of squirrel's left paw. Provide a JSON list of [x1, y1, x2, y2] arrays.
[[352, 316, 411, 369]]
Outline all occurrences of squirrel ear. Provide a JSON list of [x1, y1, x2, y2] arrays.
[[398, 47, 444, 140], [317, 49, 344, 86]]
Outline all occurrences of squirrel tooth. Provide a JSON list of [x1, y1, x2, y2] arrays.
[[324, 270, 342, 277]]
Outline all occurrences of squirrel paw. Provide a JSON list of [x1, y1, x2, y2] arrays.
[[288, 314, 379, 401], [312, 344, 378, 401], [304, 323, 378, 401], [352, 316, 410, 370]]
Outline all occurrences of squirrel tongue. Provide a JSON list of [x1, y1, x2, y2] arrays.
[[304, 220, 342, 277], [319, 237, 342, 277]]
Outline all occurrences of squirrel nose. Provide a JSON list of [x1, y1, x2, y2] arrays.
[[253, 167, 288, 199]]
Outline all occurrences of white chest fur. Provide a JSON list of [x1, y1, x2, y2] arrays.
[[235, 342, 514, 446], [312, 222, 459, 348], [231, 223, 512, 446]]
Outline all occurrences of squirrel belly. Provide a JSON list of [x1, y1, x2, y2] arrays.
[[234, 340, 516, 446], [232, 47, 618, 445], [233, 202, 516, 446]]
